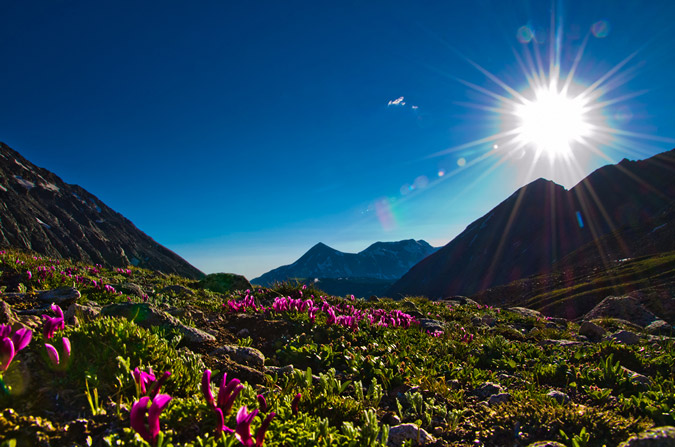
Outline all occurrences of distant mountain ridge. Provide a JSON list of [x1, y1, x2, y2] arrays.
[[0, 142, 203, 279], [389, 148, 675, 299], [251, 239, 438, 287]]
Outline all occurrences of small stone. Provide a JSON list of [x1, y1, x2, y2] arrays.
[[488, 392, 511, 406], [387, 423, 435, 447], [473, 382, 504, 400], [419, 318, 444, 332], [611, 330, 640, 345], [618, 426, 675, 446], [579, 321, 606, 341], [546, 390, 570, 404], [237, 328, 250, 338], [527, 442, 566, 447], [482, 315, 496, 326], [38, 287, 80, 305], [211, 345, 265, 370]]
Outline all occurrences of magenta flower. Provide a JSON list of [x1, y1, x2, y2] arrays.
[[202, 369, 215, 408], [235, 405, 259, 446], [217, 373, 244, 416], [41, 304, 65, 339], [257, 394, 268, 412], [130, 394, 172, 446], [44, 337, 71, 367], [291, 393, 301, 415], [0, 326, 32, 372], [0, 337, 15, 372], [214, 407, 234, 437], [256, 412, 275, 446], [132, 367, 156, 395], [148, 371, 171, 399]]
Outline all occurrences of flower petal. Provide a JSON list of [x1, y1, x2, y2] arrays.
[[202, 369, 215, 407], [148, 394, 172, 439], [130, 396, 153, 443], [12, 328, 32, 351], [0, 337, 15, 372], [44, 343, 59, 366]]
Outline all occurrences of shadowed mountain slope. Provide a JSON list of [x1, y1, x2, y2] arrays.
[[0, 142, 203, 279], [389, 148, 675, 299]]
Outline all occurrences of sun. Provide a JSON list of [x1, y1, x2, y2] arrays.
[[515, 83, 591, 158]]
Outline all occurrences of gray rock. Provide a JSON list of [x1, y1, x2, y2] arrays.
[[579, 321, 607, 341], [527, 442, 566, 447], [439, 296, 479, 307], [622, 367, 651, 387], [541, 339, 582, 347], [419, 318, 444, 332], [117, 282, 145, 297], [646, 320, 672, 335], [100, 302, 215, 344], [508, 307, 543, 319], [482, 315, 497, 326], [211, 345, 265, 370], [473, 382, 504, 400], [38, 287, 80, 305], [0, 300, 16, 324], [65, 302, 101, 324], [611, 330, 640, 345], [618, 426, 675, 446], [546, 390, 570, 404], [265, 364, 294, 376], [487, 392, 511, 406], [237, 328, 250, 338], [583, 295, 660, 327], [387, 423, 435, 447]]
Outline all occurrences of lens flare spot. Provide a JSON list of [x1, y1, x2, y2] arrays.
[[374, 198, 397, 231], [457, 157, 466, 167], [413, 175, 429, 189], [516, 26, 534, 43], [591, 20, 610, 38], [438, 169, 446, 177]]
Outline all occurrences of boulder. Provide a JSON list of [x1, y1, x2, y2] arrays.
[[210, 345, 265, 370], [579, 321, 607, 341], [100, 302, 215, 344], [0, 299, 17, 325], [546, 390, 570, 405], [646, 320, 672, 335], [116, 282, 145, 298], [473, 382, 504, 400], [38, 287, 81, 306], [611, 330, 640, 345], [583, 295, 660, 327], [618, 426, 675, 446], [199, 273, 252, 294], [419, 318, 444, 332], [487, 392, 511, 406], [509, 307, 543, 319], [65, 302, 101, 324], [387, 423, 435, 446]]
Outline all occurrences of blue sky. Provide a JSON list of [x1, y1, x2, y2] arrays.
[[2, 1, 675, 279]]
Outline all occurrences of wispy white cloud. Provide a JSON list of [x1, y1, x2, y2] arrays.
[[388, 96, 406, 106], [411, 105, 419, 110]]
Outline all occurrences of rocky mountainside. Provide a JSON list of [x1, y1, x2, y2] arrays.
[[0, 142, 203, 279], [251, 239, 438, 287], [389, 148, 675, 299]]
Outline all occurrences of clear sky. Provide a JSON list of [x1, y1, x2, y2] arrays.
[[2, 1, 675, 279]]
